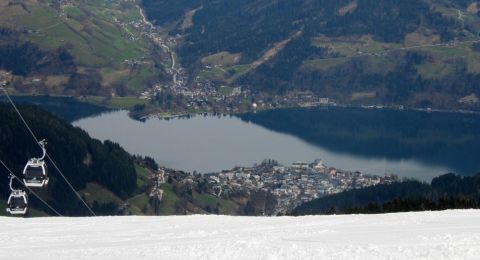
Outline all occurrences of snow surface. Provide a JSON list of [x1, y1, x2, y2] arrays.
[[1, 210, 480, 259]]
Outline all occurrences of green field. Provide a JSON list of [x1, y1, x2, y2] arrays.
[[198, 66, 229, 82], [228, 64, 252, 83], [306, 33, 480, 80], [193, 192, 240, 215], [0, 1, 150, 67], [135, 164, 150, 193], [201, 51, 241, 66], [80, 166, 152, 216], [158, 183, 180, 215], [312, 36, 402, 57], [126, 193, 150, 214], [0, 0, 159, 94], [198, 63, 252, 84], [80, 182, 124, 206]]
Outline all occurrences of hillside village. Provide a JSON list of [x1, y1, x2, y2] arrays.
[[160, 159, 399, 215]]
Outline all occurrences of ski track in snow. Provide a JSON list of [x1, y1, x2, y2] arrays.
[[1, 210, 480, 259]]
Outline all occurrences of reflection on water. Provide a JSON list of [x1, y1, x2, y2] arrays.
[[241, 107, 480, 178], [0, 96, 108, 122], [71, 107, 480, 181]]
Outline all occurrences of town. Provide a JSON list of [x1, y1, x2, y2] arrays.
[[158, 159, 399, 215]]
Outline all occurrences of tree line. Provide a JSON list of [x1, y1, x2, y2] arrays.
[[291, 172, 480, 215]]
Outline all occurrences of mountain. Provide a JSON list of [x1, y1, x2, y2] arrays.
[[1, 210, 480, 258], [0, 0, 168, 96], [4, 0, 480, 109], [143, 0, 480, 109]]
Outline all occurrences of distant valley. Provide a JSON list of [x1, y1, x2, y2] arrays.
[[143, 0, 480, 110], [1, 1, 480, 112]]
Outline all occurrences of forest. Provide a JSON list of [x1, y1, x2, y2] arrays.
[[0, 29, 76, 77], [145, 0, 457, 62], [0, 104, 137, 215], [143, 0, 480, 108], [291, 172, 480, 215]]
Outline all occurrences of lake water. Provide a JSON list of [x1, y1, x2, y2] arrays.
[[72, 107, 480, 181], [0, 95, 108, 122]]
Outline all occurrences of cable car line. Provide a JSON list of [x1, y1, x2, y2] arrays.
[[0, 159, 63, 216], [1, 87, 96, 216]]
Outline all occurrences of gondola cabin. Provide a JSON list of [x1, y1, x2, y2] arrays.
[[23, 159, 49, 187], [6, 190, 28, 215]]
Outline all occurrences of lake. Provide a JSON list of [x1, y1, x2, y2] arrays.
[[72, 107, 480, 181], [0, 95, 108, 122]]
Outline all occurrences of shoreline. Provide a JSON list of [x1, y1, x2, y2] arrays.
[[131, 102, 480, 121], [2, 94, 479, 120]]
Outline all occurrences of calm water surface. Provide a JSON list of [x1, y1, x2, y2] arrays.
[[73, 108, 480, 181]]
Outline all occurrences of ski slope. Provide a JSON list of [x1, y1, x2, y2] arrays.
[[1, 210, 479, 259]]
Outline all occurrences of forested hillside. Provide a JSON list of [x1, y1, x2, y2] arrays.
[[143, 0, 480, 109], [0, 104, 137, 215], [291, 172, 480, 215], [4, 0, 480, 108]]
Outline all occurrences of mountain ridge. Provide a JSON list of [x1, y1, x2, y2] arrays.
[[143, 0, 480, 110]]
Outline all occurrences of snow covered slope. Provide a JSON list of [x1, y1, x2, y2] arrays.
[[1, 210, 480, 259]]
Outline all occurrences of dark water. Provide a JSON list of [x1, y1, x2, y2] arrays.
[[241, 107, 480, 178], [0, 96, 108, 122], [72, 107, 480, 181]]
